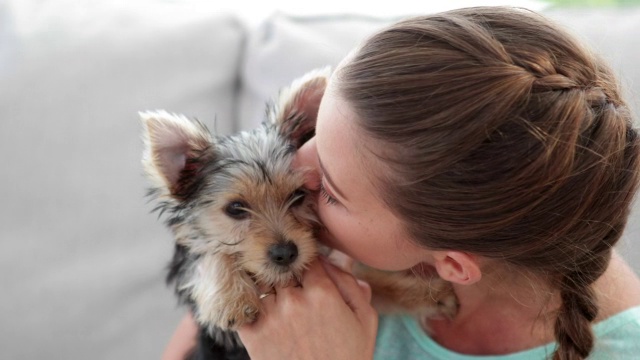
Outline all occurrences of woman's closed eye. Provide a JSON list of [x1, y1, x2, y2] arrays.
[[319, 180, 339, 205]]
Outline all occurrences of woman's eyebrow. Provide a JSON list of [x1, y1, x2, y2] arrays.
[[317, 155, 349, 201]]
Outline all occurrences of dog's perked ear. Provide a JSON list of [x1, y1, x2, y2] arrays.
[[271, 67, 331, 148], [140, 110, 215, 202]]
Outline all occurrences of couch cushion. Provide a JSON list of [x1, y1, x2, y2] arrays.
[[0, 3, 245, 359], [238, 14, 394, 130]]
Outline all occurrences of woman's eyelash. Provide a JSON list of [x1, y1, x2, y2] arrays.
[[319, 181, 339, 205]]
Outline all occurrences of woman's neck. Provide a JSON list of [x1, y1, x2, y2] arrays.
[[426, 267, 559, 355], [424, 252, 640, 356]]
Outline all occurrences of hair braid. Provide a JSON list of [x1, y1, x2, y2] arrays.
[[555, 285, 597, 359], [554, 250, 608, 359], [524, 62, 635, 359]]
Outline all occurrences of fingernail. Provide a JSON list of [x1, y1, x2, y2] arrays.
[[327, 250, 354, 271]]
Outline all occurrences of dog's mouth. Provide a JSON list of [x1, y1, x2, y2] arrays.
[[246, 265, 303, 289]]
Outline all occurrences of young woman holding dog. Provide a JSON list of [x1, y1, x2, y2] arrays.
[[164, 6, 640, 360]]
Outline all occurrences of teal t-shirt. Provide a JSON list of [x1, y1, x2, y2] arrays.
[[374, 306, 640, 360]]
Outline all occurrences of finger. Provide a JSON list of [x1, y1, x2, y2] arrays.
[[327, 250, 355, 273], [356, 279, 373, 303], [298, 258, 335, 288], [320, 258, 371, 311], [297, 260, 371, 306], [321, 260, 378, 332], [161, 313, 198, 360]]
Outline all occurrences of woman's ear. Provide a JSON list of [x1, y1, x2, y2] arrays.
[[433, 251, 482, 285]]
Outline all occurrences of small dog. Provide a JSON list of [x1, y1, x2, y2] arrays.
[[142, 69, 457, 359]]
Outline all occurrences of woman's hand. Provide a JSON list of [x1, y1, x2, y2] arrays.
[[161, 312, 198, 360], [237, 257, 379, 360]]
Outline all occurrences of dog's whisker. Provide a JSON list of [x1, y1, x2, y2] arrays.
[[217, 238, 245, 246]]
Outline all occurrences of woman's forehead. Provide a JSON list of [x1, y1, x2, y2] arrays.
[[316, 89, 388, 196]]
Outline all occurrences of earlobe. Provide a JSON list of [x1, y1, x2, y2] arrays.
[[433, 251, 482, 285]]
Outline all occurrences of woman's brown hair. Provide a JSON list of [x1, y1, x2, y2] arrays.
[[336, 6, 640, 360]]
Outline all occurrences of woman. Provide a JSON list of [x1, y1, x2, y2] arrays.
[[165, 7, 640, 359]]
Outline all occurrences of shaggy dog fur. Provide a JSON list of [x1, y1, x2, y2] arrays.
[[142, 69, 457, 359]]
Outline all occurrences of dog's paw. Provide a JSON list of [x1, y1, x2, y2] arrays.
[[430, 278, 459, 320], [435, 289, 458, 320], [217, 294, 261, 329], [228, 304, 260, 328]]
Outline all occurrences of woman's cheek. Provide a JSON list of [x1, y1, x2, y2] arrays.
[[315, 203, 337, 246], [315, 205, 354, 255]]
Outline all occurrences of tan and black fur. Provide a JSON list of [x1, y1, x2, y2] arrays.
[[142, 69, 456, 359]]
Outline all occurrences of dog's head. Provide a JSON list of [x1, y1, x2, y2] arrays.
[[142, 68, 329, 287]]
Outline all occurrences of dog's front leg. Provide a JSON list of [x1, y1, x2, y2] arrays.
[[354, 265, 458, 320], [189, 253, 261, 331]]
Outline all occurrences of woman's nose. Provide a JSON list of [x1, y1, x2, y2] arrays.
[[293, 136, 321, 191]]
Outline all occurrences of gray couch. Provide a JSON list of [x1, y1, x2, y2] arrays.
[[1, 4, 639, 359]]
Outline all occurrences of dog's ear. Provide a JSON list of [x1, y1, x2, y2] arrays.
[[141, 111, 214, 201], [272, 67, 331, 148]]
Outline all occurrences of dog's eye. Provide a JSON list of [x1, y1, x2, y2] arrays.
[[289, 189, 306, 207], [225, 201, 250, 219]]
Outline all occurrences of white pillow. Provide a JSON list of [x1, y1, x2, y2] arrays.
[[0, 3, 245, 359], [238, 14, 394, 130]]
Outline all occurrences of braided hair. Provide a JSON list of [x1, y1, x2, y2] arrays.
[[336, 6, 640, 359]]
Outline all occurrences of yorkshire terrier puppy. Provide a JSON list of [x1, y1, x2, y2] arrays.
[[142, 69, 457, 360]]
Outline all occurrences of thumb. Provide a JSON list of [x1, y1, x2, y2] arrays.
[[320, 258, 374, 314]]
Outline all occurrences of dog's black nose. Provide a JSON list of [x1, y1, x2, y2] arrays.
[[268, 241, 298, 266]]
